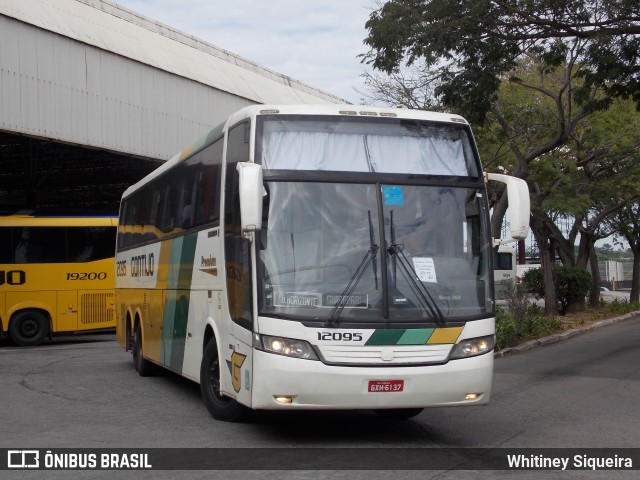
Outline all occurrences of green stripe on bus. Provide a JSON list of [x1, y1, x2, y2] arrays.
[[397, 328, 434, 345], [365, 328, 458, 345], [365, 329, 405, 345], [161, 234, 198, 372]]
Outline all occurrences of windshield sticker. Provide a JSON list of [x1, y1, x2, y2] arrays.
[[383, 186, 404, 206], [412, 257, 438, 283]]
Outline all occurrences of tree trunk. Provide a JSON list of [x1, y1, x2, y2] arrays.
[[575, 232, 592, 271], [539, 242, 558, 316], [631, 246, 640, 304], [531, 214, 558, 316], [588, 244, 601, 308], [490, 193, 508, 239]]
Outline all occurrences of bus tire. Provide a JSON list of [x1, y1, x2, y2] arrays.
[[132, 324, 155, 377], [374, 408, 424, 420], [9, 310, 49, 347], [200, 339, 247, 422]]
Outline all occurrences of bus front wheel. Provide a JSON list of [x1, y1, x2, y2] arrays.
[[9, 310, 49, 347], [200, 340, 247, 422], [132, 324, 155, 376]]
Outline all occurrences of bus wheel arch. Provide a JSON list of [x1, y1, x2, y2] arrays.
[[200, 333, 247, 422], [132, 314, 155, 376], [9, 309, 50, 347]]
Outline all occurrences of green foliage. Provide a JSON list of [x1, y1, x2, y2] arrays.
[[495, 308, 519, 350], [494, 279, 563, 349], [522, 266, 592, 315], [555, 266, 592, 315], [522, 267, 545, 298], [607, 299, 640, 315], [495, 306, 562, 351], [496, 295, 640, 351], [363, 0, 640, 124]]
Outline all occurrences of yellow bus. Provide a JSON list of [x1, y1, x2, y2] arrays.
[[116, 105, 529, 421], [0, 212, 118, 346]]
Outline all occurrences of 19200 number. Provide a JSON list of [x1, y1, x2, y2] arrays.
[[0, 270, 26, 285], [317, 332, 363, 342], [66, 272, 108, 281]]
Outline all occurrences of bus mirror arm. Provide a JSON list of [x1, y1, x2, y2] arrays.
[[237, 162, 263, 235], [485, 173, 530, 242]]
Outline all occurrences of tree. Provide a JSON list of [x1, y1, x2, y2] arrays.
[[522, 98, 640, 306], [607, 201, 640, 303], [363, 0, 640, 125], [363, 0, 640, 314], [356, 62, 444, 110]]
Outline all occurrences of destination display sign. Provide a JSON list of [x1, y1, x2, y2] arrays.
[[273, 291, 368, 309]]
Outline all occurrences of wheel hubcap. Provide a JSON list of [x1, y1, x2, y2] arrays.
[[20, 319, 38, 337]]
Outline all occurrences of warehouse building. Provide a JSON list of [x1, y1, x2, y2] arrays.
[[0, 0, 344, 210]]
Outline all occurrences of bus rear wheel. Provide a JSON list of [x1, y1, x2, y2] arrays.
[[374, 408, 424, 420], [9, 310, 49, 347], [132, 324, 155, 376], [200, 339, 247, 422]]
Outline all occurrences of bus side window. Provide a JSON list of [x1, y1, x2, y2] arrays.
[[146, 189, 162, 241], [161, 182, 176, 233], [67, 227, 94, 262], [0, 228, 12, 263], [224, 121, 252, 329], [196, 138, 223, 226], [14, 227, 64, 263], [92, 227, 117, 260]]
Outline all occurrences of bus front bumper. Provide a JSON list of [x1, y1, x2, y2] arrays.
[[250, 349, 493, 410]]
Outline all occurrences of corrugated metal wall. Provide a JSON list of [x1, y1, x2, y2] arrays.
[[0, 15, 253, 160], [0, 0, 344, 161]]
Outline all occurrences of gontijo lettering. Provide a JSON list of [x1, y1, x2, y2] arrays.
[[130, 253, 154, 277]]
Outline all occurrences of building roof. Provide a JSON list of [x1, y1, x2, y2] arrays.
[[0, 0, 347, 105]]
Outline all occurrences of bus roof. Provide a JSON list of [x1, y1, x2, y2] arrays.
[[225, 104, 469, 127], [121, 104, 472, 200]]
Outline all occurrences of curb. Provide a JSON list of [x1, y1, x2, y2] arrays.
[[494, 310, 640, 358]]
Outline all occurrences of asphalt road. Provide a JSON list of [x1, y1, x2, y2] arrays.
[[1, 315, 639, 480]]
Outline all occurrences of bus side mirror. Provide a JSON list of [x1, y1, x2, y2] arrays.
[[237, 162, 263, 233], [486, 173, 530, 241]]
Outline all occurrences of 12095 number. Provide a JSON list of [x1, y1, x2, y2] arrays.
[[66, 272, 108, 281], [317, 332, 363, 342]]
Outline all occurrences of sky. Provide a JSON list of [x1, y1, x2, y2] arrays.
[[113, 0, 379, 104]]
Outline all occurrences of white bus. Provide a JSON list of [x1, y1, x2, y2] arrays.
[[494, 245, 517, 298], [115, 105, 529, 421]]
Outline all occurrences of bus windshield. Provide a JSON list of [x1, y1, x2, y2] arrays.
[[257, 182, 492, 324]]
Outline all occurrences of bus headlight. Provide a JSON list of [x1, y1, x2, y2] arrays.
[[253, 334, 319, 360], [449, 335, 496, 360]]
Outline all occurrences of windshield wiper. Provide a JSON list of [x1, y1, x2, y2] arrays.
[[388, 244, 446, 326], [326, 210, 378, 327], [388, 210, 446, 326]]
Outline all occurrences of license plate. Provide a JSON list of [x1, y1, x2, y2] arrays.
[[368, 380, 404, 393]]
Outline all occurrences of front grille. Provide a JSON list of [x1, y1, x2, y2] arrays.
[[80, 292, 115, 325], [317, 344, 452, 365]]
